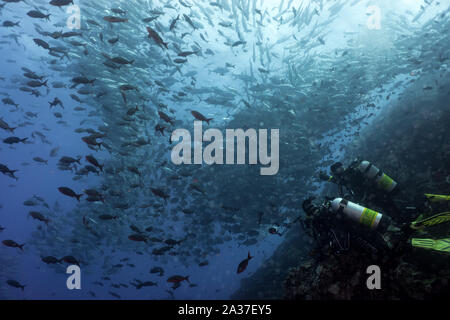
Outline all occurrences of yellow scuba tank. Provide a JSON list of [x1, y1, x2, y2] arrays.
[[357, 160, 397, 193], [331, 198, 383, 230]]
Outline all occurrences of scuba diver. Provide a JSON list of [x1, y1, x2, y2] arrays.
[[301, 196, 401, 260], [319, 159, 405, 223]]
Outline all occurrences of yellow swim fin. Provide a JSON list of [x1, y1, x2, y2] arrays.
[[410, 211, 450, 229], [411, 238, 450, 253], [424, 194, 450, 203]]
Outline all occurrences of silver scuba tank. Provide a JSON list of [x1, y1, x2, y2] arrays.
[[357, 161, 397, 193], [331, 198, 383, 230]]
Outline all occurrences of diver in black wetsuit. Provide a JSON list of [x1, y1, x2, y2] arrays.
[[301, 197, 394, 259]]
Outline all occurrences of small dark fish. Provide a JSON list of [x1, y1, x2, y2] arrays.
[[0, 119, 16, 133], [130, 225, 142, 234], [151, 188, 169, 200], [191, 111, 213, 124], [232, 40, 246, 47], [84, 165, 99, 175], [49, 97, 64, 109], [103, 16, 128, 23], [59, 156, 80, 165], [127, 105, 139, 116], [237, 252, 253, 274], [108, 36, 119, 44], [23, 200, 37, 207], [142, 17, 158, 23], [136, 281, 158, 289], [7, 280, 25, 291], [58, 187, 83, 201], [29, 211, 50, 225], [183, 14, 197, 30], [50, 0, 74, 8], [27, 80, 48, 88], [111, 8, 127, 15], [103, 61, 121, 69], [2, 240, 24, 250], [173, 58, 187, 64], [71, 77, 95, 86], [167, 275, 189, 284], [164, 239, 182, 246], [33, 38, 50, 50], [85, 155, 103, 172], [127, 166, 140, 175], [82, 136, 102, 149], [119, 84, 138, 91], [111, 56, 134, 65], [2, 98, 19, 108], [27, 10, 51, 20], [3, 137, 27, 144], [128, 234, 147, 242], [61, 255, 80, 266], [155, 124, 166, 136], [108, 291, 121, 299], [99, 214, 117, 220], [146, 26, 168, 49], [178, 51, 197, 57], [42, 256, 60, 264], [25, 111, 38, 118], [150, 267, 164, 276], [70, 94, 82, 103], [23, 72, 44, 80], [158, 111, 174, 125], [0, 163, 18, 179], [62, 31, 82, 38], [86, 19, 101, 27], [50, 147, 60, 157], [2, 21, 20, 27], [170, 14, 180, 31], [198, 260, 209, 267]]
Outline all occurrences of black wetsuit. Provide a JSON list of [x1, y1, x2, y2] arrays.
[[302, 199, 391, 257]]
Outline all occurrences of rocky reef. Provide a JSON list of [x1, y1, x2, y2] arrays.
[[284, 247, 450, 299]]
